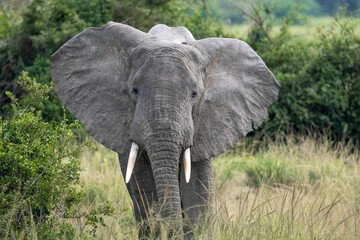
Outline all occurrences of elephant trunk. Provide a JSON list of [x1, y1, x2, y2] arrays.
[[145, 133, 182, 221], [129, 86, 194, 234]]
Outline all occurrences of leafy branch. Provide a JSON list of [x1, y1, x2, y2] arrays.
[[231, 0, 274, 44]]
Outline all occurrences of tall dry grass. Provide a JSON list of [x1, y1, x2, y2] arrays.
[[73, 135, 359, 239]]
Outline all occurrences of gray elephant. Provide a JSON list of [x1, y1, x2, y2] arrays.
[[51, 22, 280, 238]]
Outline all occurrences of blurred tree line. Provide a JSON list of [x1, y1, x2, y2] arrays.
[[0, 0, 359, 142], [209, 0, 360, 24]]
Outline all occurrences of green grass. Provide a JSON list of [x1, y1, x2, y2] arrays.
[[224, 17, 360, 40], [68, 135, 360, 239]]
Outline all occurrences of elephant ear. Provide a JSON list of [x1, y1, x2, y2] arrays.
[[52, 22, 151, 155], [190, 38, 280, 162]]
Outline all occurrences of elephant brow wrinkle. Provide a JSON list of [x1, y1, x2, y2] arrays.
[[146, 47, 190, 60]]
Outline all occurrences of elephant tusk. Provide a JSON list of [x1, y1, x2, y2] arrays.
[[125, 142, 139, 183], [184, 148, 191, 183]]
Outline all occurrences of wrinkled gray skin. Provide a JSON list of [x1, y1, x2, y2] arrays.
[[51, 22, 280, 238]]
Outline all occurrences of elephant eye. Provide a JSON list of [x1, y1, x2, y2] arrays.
[[132, 87, 138, 95], [191, 91, 197, 98]]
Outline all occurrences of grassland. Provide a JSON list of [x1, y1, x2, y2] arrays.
[[224, 17, 360, 40], [74, 135, 359, 239]]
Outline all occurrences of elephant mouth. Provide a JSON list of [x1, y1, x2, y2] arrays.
[[125, 142, 191, 184]]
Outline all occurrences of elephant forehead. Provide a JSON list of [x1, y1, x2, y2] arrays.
[[133, 57, 198, 86], [128, 42, 206, 90], [130, 42, 206, 71], [145, 47, 193, 60], [134, 44, 189, 58]]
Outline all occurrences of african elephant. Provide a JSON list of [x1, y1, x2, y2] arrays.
[[51, 22, 280, 238]]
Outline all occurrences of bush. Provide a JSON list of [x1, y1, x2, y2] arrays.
[[0, 72, 91, 238], [241, 3, 360, 141]]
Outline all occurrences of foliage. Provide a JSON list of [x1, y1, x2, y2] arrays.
[[210, 0, 321, 24], [236, 2, 360, 141], [270, 0, 323, 18], [0, 72, 92, 238], [209, 0, 359, 24], [316, 0, 360, 15], [208, 0, 245, 24], [0, 0, 227, 122], [83, 203, 115, 236]]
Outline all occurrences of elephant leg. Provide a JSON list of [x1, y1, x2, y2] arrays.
[[118, 152, 157, 238], [180, 157, 215, 238]]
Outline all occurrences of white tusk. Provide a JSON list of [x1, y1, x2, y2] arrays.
[[125, 142, 139, 183], [184, 148, 191, 183]]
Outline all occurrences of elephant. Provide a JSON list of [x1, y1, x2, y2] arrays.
[[51, 22, 280, 238]]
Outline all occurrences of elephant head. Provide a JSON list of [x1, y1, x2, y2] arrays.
[[51, 22, 279, 227]]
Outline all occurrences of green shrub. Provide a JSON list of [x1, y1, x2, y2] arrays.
[[242, 3, 360, 141], [276, 15, 359, 140], [0, 72, 91, 238]]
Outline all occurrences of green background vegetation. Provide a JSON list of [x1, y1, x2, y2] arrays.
[[209, 0, 360, 23], [0, 0, 359, 238]]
